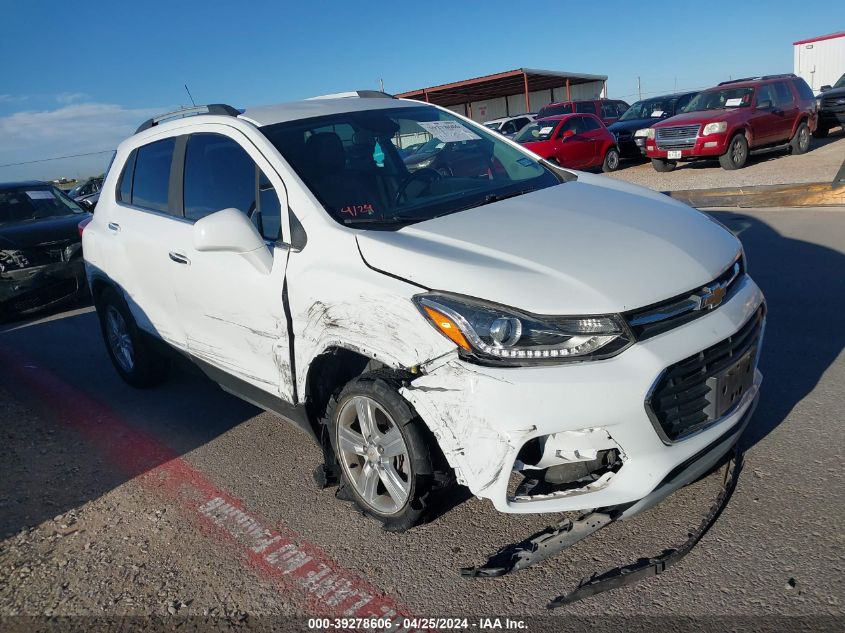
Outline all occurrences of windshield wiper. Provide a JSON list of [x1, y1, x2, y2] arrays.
[[343, 215, 433, 226]]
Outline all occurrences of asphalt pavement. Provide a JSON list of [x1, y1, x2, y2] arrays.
[[0, 208, 843, 632]]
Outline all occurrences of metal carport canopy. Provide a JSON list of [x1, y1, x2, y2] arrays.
[[396, 68, 608, 111]]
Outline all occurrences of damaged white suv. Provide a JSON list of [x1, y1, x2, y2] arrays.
[[85, 93, 765, 534]]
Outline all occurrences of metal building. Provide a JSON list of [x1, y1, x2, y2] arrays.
[[793, 32, 845, 91], [396, 68, 608, 122]]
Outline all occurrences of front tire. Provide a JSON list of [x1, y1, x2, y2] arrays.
[[719, 133, 748, 170], [812, 123, 829, 139], [96, 288, 170, 388], [651, 158, 676, 172], [326, 372, 438, 531], [790, 121, 811, 154], [602, 147, 620, 172]]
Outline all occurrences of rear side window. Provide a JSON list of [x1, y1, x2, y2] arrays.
[[131, 138, 176, 213], [792, 78, 815, 100], [577, 101, 598, 115], [773, 82, 794, 107], [183, 133, 282, 241]]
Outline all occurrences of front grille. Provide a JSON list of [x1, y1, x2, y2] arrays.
[[626, 258, 745, 340], [646, 307, 764, 443], [822, 96, 845, 111], [656, 124, 700, 149]]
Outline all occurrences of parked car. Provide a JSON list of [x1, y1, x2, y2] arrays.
[[607, 91, 699, 159], [645, 74, 817, 171], [483, 114, 535, 138], [514, 114, 620, 172], [403, 137, 496, 177], [84, 97, 764, 538], [0, 181, 91, 320], [67, 177, 103, 201], [814, 72, 845, 138], [536, 99, 630, 126]]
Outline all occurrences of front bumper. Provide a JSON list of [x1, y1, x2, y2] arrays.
[[645, 136, 729, 160], [0, 259, 86, 316], [402, 275, 764, 514]]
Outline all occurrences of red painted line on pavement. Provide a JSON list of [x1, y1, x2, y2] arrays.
[[0, 344, 421, 629]]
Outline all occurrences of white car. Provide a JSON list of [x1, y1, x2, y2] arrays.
[[84, 94, 765, 534], [482, 114, 535, 138]]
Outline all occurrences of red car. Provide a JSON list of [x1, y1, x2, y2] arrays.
[[645, 73, 817, 171], [514, 114, 620, 172]]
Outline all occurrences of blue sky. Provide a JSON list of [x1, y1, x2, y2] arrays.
[[0, 0, 839, 180]]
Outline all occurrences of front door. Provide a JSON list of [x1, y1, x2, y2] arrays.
[[556, 116, 593, 168], [171, 129, 295, 402]]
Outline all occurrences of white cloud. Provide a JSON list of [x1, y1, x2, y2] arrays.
[[0, 102, 163, 181], [0, 94, 28, 103], [56, 92, 91, 104]]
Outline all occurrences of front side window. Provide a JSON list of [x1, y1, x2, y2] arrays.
[[0, 186, 85, 225], [131, 138, 175, 213], [581, 116, 601, 131], [685, 87, 755, 111], [261, 105, 560, 229], [183, 133, 282, 241], [756, 85, 776, 107]]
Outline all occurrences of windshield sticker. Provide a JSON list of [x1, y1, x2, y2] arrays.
[[340, 203, 375, 217], [538, 126, 554, 135], [517, 157, 534, 167], [25, 190, 55, 200], [418, 121, 481, 143], [372, 141, 385, 168], [724, 98, 743, 107], [650, 110, 664, 117]]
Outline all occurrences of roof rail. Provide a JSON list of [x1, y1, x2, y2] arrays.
[[718, 73, 797, 86], [305, 90, 395, 100], [135, 104, 241, 134]]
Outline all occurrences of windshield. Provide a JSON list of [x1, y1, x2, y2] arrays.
[[619, 97, 674, 121], [537, 103, 572, 118], [514, 120, 559, 143], [261, 105, 561, 229], [685, 87, 754, 112], [834, 73, 845, 89], [0, 186, 85, 225]]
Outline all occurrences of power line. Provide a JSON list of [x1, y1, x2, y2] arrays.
[[0, 149, 114, 169]]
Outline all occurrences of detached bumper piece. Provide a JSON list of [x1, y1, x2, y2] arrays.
[[462, 444, 743, 608]]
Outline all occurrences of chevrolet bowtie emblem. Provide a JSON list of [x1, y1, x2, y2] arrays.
[[698, 284, 728, 310]]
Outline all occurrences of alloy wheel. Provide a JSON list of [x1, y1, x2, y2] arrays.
[[799, 126, 809, 151], [105, 306, 134, 373], [336, 395, 412, 515], [732, 137, 746, 165]]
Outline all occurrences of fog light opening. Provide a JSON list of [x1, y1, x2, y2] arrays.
[[510, 448, 623, 501]]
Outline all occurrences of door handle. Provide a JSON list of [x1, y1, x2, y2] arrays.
[[168, 251, 190, 265], [107, 222, 120, 232]]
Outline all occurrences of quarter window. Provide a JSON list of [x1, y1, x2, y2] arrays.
[[183, 133, 282, 241], [131, 138, 175, 213], [117, 150, 137, 204]]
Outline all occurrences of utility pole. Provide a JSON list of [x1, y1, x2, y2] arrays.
[[379, 78, 385, 92], [637, 76, 642, 101]]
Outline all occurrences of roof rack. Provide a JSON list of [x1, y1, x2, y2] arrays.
[[135, 104, 241, 134], [718, 73, 797, 86], [305, 90, 395, 100]]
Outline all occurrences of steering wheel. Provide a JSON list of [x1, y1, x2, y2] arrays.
[[394, 168, 443, 205]]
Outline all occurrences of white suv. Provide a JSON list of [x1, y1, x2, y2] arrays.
[[84, 93, 765, 532]]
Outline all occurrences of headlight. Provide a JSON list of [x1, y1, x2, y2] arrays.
[[414, 293, 632, 365], [412, 158, 434, 170], [702, 122, 727, 135], [634, 128, 651, 137]]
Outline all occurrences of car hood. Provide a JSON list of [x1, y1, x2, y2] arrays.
[[608, 117, 658, 133], [356, 175, 741, 314], [820, 86, 845, 99], [654, 109, 746, 127], [0, 213, 87, 250], [404, 151, 436, 167]]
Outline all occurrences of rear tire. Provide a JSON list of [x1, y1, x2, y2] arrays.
[[812, 123, 829, 139], [790, 121, 811, 155], [602, 147, 620, 173], [96, 288, 170, 388], [719, 133, 748, 170], [325, 372, 444, 532], [651, 158, 676, 172]]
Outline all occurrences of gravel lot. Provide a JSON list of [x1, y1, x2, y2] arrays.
[[1, 208, 843, 632], [606, 130, 845, 191]]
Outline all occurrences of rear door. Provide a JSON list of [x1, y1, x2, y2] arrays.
[[580, 115, 607, 166], [772, 81, 798, 142], [749, 84, 780, 146], [172, 127, 295, 401]]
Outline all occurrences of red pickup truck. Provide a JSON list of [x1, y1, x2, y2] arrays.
[[644, 74, 817, 171]]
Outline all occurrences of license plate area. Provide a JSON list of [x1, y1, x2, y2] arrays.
[[705, 348, 756, 420], [667, 149, 682, 159]]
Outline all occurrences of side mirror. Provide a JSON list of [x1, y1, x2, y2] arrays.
[[193, 208, 273, 274], [756, 99, 772, 110], [820, 85, 832, 92], [561, 129, 575, 140]]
